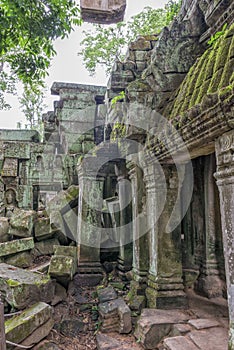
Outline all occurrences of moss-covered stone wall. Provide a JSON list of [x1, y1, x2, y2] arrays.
[[168, 23, 234, 121]]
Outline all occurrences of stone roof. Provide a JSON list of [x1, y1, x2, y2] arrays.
[[166, 23, 234, 123]]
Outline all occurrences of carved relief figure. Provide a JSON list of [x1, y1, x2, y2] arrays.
[[5, 188, 17, 218]]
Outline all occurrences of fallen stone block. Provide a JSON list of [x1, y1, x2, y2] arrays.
[[4, 251, 33, 268], [0, 263, 55, 309], [34, 217, 54, 241], [20, 318, 54, 348], [99, 298, 132, 334], [97, 286, 117, 303], [32, 238, 60, 257], [0, 217, 9, 242], [55, 318, 85, 337], [48, 255, 76, 286], [0, 237, 34, 257], [134, 309, 190, 349], [9, 208, 36, 237], [5, 302, 53, 346], [53, 245, 77, 261]]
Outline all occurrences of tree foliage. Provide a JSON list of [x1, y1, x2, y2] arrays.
[[18, 87, 47, 138], [0, 0, 81, 109], [78, 0, 181, 76]]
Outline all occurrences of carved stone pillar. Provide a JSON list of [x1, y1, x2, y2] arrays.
[[115, 160, 133, 279], [128, 161, 149, 295], [77, 155, 104, 278], [196, 154, 223, 298], [145, 163, 187, 309], [214, 130, 234, 348]]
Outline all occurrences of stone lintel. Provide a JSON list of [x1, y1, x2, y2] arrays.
[[51, 82, 106, 96], [0, 129, 40, 143]]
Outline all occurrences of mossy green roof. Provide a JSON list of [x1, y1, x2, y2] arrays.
[[166, 23, 234, 120]]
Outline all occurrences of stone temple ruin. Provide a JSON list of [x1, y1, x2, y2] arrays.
[[0, 0, 234, 349]]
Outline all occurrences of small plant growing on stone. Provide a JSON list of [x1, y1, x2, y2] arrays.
[[111, 91, 125, 106], [208, 23, 227, 46]]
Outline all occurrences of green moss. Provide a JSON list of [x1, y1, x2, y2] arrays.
[[219, 58, 234, 89], [127, 79, 150, 92], [6, 279, 20, 287], [213, 36, 231, 73], [208, 68, 223, 93], [110, 122, 127, 140], [169, 23, 233, 122]]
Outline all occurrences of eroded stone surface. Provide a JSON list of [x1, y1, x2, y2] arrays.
[[9, 208, 36, 237], [5, 302, 52, 345], [99, 298, 132, 334], [97, 286, 118, 303], [189, 327, 229, 350], [33, 238, 60, 257], [188, 318, 221, 330], [48, 256, 76, 286], [4, 251, 33, 268], [163, 336, 199, 350], [0, 237, 34, 257], [134, 309, 190, 349], [0, 263, 55, 309], [0, 217, 9, 242]]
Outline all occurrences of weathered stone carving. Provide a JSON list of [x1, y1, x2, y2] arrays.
[[4, 188, 17, 218], [80, 0, 126, 24], [214, 130, 234, 349]]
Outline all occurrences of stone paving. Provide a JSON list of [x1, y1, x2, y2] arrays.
[[134, 290, 229, 350]]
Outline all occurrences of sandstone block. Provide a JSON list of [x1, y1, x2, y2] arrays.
[[0, 237, 34, 257], [99, 298, 132, 334], [97, 286, 117, 303], [9, 208, 36, 237], [163, 336, 199, 350], [4, 251, 33, 268], [0, 263, 55, 309], [130, 37, 152, 51], [53, 245, 77, 261], [134, 309, 190, 349], [20, 318, 54, 348], [189, 327, 228, 350], [48, 255, 77, 285], [34, 217, 53, 241], [5, 302, 52, 345], [188, 318, 221, 330], [33, 238, 60, 257]]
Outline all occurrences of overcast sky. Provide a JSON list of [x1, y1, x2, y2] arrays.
[[0, 0, 168, 129]]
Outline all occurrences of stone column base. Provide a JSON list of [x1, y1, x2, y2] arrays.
[[76, 262, 103, 286], [146, 275, 188, 309], [195, 273, 224, 298]]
